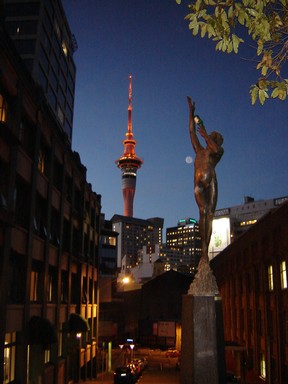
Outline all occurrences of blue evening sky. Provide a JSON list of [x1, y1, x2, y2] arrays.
[[62, 0, 288, 230]]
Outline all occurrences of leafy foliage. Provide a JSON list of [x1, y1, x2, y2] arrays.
[[176, 0, 288, 104]]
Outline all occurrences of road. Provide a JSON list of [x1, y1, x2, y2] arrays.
[[92, 348, 180, 384]]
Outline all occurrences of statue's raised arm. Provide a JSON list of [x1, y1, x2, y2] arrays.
[[187, 96, 203, 153]]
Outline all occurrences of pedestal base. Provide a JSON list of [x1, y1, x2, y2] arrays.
[[180, 295, 226, 384]]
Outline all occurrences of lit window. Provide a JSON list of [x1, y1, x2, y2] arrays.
[[4, 333, 16, 383], [260, 353, 266, 379], [62, 41, 68, 56], [30, 271, 39, 301], [44, 349, 50, 363], [108, 236, 116, 246], [268, 265, 274, 291], [38, 150, 45, 173], [0, 94, 8, 123], [280, 261, 287, 289]]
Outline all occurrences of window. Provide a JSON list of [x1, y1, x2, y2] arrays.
[[37, 150, 45, 174], [268, 265, 274, 291], [47, 267, 57, 303], [58, 326, 63, 357], [44, 349, 50, 363], [57, 105, 64, 125], [260, 353, 266, 379], [4, 333, 16, 383], [0, 94, 8, 122], [280, 261, 287, 289], [14, 39, 36, 55], [30, 270, 39, 301]]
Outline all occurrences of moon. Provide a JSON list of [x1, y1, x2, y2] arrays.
[[185, 156, 193, 164]]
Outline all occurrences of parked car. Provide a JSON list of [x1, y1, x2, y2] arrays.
[[127, 362, 140, 380], [165, 349, 180, 358], [113, 366, 135, 384], [130, 359, 143, 375]]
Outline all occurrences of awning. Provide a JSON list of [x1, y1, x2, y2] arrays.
[[69, 313, 90, 333], [28, 316, 58, 345]]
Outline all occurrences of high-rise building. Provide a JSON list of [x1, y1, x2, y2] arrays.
[[115, 75, 143, 217], [165, 218, 201, 274], [0, 21, 101, 383], [3, 0, 77, 143], [111, 215, 164, 268]]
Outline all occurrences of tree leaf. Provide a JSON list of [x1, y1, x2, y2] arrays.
[[250, 85, 259, 105], [259, 89, 268, 105], [271, 88, 279, 98]]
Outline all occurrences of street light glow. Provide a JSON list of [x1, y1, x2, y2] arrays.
[[122, 277, 130, 284]]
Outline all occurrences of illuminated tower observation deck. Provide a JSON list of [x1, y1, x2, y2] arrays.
[[115, 75, 143, 217]]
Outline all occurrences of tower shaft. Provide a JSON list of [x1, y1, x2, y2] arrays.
[[115, 75, 143, 217]]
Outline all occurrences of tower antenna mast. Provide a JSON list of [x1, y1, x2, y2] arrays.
[[115, 75, 143, 217]]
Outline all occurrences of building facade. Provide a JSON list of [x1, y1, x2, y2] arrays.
[[209, 195, 288, 259], [111, 215, 164, 269], [99, 214, 118, 277], [165, 217, 201, 274], [211, 201, 288, 383], [3, 0, 76, 143], [0, 21, 100, 383]]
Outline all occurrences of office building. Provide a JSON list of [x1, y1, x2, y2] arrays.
[[3, 0, 77, 143], [165, 217, 201, 274], [111, 215, 164, 269], [0, 19, 100, 383]]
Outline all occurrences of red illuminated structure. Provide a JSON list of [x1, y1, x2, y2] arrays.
[[115, 75, 143, 217]]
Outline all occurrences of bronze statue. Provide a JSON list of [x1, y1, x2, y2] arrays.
[[187, 96, 224, 263]]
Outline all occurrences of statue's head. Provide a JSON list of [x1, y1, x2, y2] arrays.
[[210, 131, 223, 146]]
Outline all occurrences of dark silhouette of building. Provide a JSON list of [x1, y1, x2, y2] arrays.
[[0, 19, 100, 383], [115, 75, 143, 217], [139, 270, 192, 349], [211, 201, 288, 383]]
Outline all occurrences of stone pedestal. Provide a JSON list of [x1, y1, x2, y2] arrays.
[[180, 260, 226, 384]]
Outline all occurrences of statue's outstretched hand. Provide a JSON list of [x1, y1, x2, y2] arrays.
[[187, 96, 195, 113]]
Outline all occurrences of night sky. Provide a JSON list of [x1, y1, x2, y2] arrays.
[[62, 0, 288, 230]]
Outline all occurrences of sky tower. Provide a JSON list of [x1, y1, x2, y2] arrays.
[[115, 75, 143, 217]]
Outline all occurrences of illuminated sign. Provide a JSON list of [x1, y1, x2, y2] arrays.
[[208, 217, 231, 259]]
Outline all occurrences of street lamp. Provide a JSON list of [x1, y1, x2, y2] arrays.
[[122, 276, 130, 284]]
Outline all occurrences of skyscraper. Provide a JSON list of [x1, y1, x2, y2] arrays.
[[3, 0, 77, 143], [166, 218, 202, 274], [115, 75, 143, 217]]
